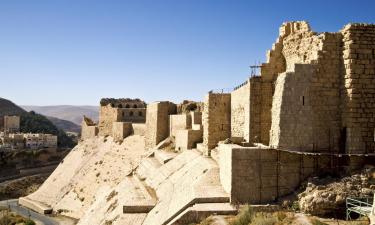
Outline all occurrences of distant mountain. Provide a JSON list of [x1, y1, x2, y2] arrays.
[[47, 116, 81, 133], [21, 105, 99, 125], [0, 98, 75, 147]]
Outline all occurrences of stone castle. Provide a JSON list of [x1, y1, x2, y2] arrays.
[[84, 21, 375, 155], [26, 21, 374, 225]]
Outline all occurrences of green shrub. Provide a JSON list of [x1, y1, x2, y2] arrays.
[[291, 201, 300, 212], [25, 219, 36, 225]]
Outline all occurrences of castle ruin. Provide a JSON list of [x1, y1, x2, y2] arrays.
[[56, 21, 375, 224]]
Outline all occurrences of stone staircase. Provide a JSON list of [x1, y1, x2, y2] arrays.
[[126, 149, 237, 225], [167, 203, 237, 225]]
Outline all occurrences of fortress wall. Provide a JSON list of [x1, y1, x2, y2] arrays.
[[132, 123, 146, 136], [263, 21, 343, 151], [169, 114, 192, 137], [98, 105, 119, 136], [231, 80, 250, 142], [145, 102, 176, 149], [190, 111, 202, 125], [81, 124, 98, 140], [249, 78, 262, 143], [218, 144, 371, 204], [341, 24, 375, 154], [118, 108, 146, 123], [202, 93, 231, 151], [308, 32, 343, 152], [175, 129, 203, 151], [112, 122, 133, 142], [270, 64, 316, 150]]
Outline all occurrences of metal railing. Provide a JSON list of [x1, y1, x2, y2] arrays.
[[346, 196, 374, 220]]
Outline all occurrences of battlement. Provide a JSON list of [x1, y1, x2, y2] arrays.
[[100, 98, 146, 108]]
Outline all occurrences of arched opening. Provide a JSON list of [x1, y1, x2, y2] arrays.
[[110, 103, 115, 107], [129, 111, 134, 116], [118, 104, 122, 108], [133, 104, 138, 108], [125, 104, 130, 108], [122, 112, 125, 117], [138, 111, 143, 117]]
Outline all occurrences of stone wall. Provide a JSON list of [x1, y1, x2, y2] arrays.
[[218, 144, 371, 204], [341, 24, 375, 154], [117, 108, 146, 123], [81, 124, 98, 140], [175, 129, 203, 151], [98, 105, 119, 136], [132, 123, 146, 136], [98, 98, 147, 136], [249, 78, 262, 143], [270, 64, 316, 151], [202, 93, 231, 151], [247, 21, 345, 152], [231, 79, 250, 142], [145, 102, 177, 149], [169, 114, 192, 137], [112, 122, 133, 142]]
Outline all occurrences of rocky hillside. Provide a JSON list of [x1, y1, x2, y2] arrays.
[[21, 105, 99, 125], [0, 98, 75, 147]]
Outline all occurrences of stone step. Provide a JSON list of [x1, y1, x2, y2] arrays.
[[161, 192, 230, 225], [18, 197, 52, 214], [154, 150, 177, 164], [167, 203, 237, 225], [123, 175, 157, 214], [137, 157, 162, 180], [196, 143, 206, 154]]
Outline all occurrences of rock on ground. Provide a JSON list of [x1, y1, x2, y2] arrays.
[[298, 166, 375, 217]]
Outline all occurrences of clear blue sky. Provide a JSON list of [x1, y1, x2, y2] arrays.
[[1, 0, 374, 106]]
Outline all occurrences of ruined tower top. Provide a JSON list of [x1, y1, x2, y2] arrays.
[[279, 21, 311, 37]]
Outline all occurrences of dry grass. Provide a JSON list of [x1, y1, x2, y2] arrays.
[[0, 209, 36, 225], [229, 206, 295, 225]]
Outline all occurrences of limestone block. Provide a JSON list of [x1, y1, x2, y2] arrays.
[[169, 114, 192, 137], [112, 122, 133, 142], [175, 129, 203, 151], [145, 101, 177, 149]]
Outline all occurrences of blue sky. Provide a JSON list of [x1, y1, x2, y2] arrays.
[[1, 0, 374, 105]]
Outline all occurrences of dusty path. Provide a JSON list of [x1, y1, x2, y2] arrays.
[[293, 213, 312, 225], [0, 199, 76, 225], [209, 215, 229, 225]]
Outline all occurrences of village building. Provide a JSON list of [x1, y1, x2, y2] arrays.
[[4, 115, 20, 133]]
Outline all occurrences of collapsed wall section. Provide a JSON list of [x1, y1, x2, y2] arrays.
[[265, 22, 343, 152], [81, 116, 98, 140]]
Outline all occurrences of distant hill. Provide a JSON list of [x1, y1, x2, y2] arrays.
[[0, 98, 26, 117], [21, 105, 99, 125], [47, 116, 81, 133], [0, 98, 75, 147]]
